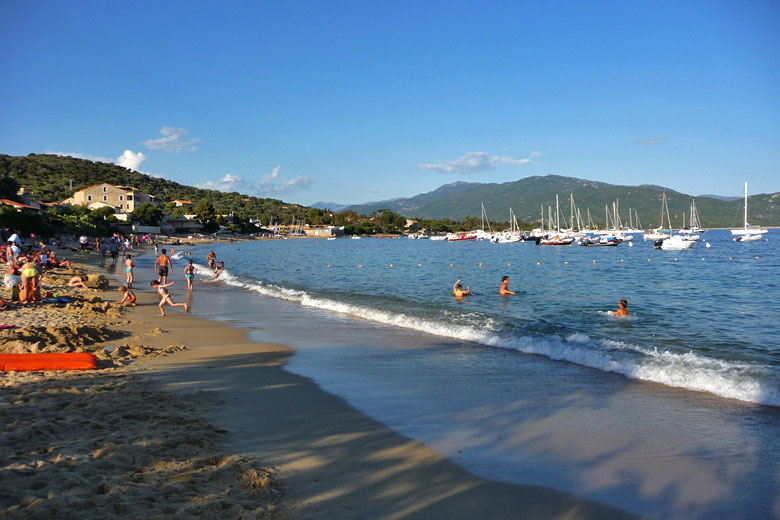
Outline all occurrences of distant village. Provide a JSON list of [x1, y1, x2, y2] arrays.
[[1, 182, 347, 238]]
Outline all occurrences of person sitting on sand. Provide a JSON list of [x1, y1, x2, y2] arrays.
[[118, 286, 136, 306], [69, 275, 89, 289], [47, 252, 72, 270], [184, 260, 196, 290], [155, 248, 172, 284], [499, 275, 515, 296], [453, 279, 471, 299], [150, 280, 188, 316], [213, 261, 224, 279], [609, 299, 629, 316], [125, 254, 135, 288]]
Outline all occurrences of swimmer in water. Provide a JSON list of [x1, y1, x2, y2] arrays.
[[609, 299, 629, 316], [453, 279, 471, 299], [499, 275, 515, 296]]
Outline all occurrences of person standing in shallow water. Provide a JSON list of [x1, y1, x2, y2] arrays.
[[184, 260, 196, 291], [155, 248, 172, 285], [499, 276, 515, 296], [453, 279, 470, 299]]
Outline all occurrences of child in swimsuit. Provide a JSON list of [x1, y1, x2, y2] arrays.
[[213, 261, 224, 279], [609, 299, 629, 316], [150, 280, 188, 317], [118, 286, 136, 306], [125, 254, 135, 288], [184, 260, 196, 290]]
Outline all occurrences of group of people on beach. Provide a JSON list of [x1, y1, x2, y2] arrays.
[[453, 276, 629, 316], [1, 229, 78, 306]]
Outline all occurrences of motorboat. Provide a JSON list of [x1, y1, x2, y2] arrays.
[[653, 235, 694, 250]]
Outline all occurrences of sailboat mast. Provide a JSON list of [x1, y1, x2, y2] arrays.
[[570, 194, 574, 232], [744, 182, 748, 228], [555, 194, 560, 232]]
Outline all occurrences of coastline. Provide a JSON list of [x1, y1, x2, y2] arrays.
[[0, 245, 637, 519], [124, 285, 636, 519]]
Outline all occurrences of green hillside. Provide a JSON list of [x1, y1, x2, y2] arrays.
[[348, 175, 780, 228], [0, 154, 317, 225]]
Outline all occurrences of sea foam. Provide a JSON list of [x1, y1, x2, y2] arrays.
[[196, 263, 780, 407]]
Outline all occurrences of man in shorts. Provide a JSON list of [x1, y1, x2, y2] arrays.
[[108, 235, 119, 265], [154, 248, 172, 285]]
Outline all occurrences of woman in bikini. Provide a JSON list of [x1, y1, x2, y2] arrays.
[[183, 260, 196, 291]]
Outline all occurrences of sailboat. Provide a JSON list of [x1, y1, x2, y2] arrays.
[[491, 208, 523, 243], [538, 195, 575, 245], [680, 199, 706, 236], [472, 202, 493, 240], [731, 182, 767, 242], [651, 192, 694, 250], [644, 191, 674, 240]]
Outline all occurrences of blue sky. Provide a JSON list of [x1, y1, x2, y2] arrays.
[[1, 1, 778, 206]]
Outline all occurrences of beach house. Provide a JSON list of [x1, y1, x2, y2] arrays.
[[63, 183, 161, 220]]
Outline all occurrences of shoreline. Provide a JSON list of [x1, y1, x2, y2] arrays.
[[0, 245, 637, 518], [83, 246, 637, 518], [122, 288, 636, 519]]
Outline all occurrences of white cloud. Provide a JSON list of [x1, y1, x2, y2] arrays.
[[144, 126, 200, 153], [420, 151, 539, 174], [259, 166, 281, 186], [256, 166, 311, 195], [638, 135, 665, 145], [116, 150, 147, 171], [196, 174, 247, 193], [194, 167, 311, 196]]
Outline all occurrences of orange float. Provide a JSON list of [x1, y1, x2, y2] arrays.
[[0, 353, 97, 371]]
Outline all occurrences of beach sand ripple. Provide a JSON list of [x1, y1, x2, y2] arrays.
[[0, 373, 285, 519]]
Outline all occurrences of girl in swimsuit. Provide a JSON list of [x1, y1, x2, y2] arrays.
[[125, 254, 135, 288], [150, 280, 188, 317], [183, 260, 196, 290]]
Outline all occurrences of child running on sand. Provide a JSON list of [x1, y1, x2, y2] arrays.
[[125, 254, 135, 288], [184, 260, 196, 290], [118, 286, 136, 306], [150, 280, 188, 316], [609, 299, 629, 316]]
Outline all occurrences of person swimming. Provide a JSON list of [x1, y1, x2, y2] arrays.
[[610, 299, 629, 316], [499, 275, 515, 296], [453, 279, 471, 299]]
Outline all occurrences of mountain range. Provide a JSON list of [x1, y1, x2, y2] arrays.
[[319, 175, 779, 228]]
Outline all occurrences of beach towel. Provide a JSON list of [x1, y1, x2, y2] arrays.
[[0, 353, 97, 371]]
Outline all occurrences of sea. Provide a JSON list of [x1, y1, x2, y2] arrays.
[[136, 229, 779, 519]]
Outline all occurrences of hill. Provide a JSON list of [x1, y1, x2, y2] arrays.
[[347, 175, 780, 228], [0, 154, 319, 225]]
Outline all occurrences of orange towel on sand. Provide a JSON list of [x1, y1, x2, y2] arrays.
[[0, 353, 97, 371]]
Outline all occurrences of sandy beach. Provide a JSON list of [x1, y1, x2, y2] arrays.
[[1, 247, 636, 519]]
